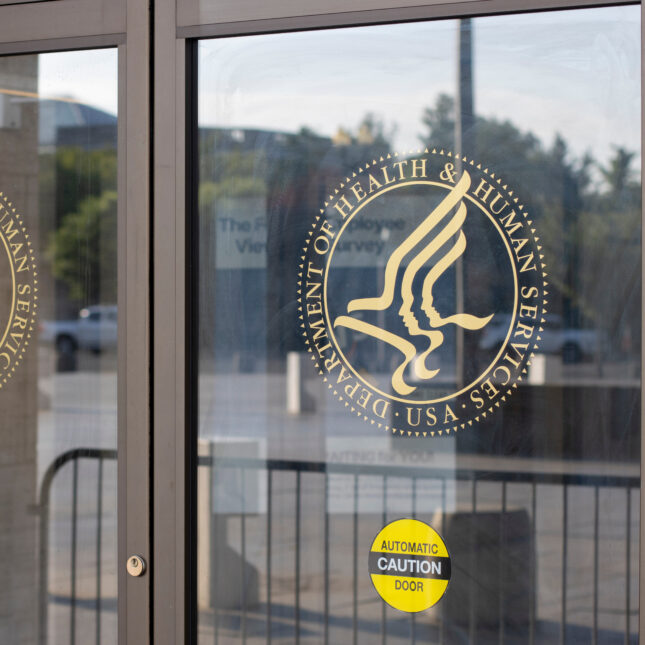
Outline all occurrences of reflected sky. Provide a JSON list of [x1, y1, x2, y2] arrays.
[[198, 5, 639, 164], [28, 6, 640, 165], [38, 48, 118, 115]]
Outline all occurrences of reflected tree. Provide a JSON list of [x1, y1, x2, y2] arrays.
[[47, 190, 117, 304], [419, 93, 641, 359], [40, 145, 117, 310]]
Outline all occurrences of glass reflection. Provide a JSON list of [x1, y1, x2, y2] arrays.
[[0, 50, 118, 644], [197, 7, 640, 644]]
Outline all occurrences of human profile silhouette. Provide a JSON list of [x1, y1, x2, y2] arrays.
[[334, 170, 493, 395]]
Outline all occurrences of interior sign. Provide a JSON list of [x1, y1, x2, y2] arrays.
[[0, 192, 37, 388], [298, 148, 547, 436], [369, 518, 451, 613]]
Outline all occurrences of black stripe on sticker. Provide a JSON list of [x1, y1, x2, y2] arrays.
[[368, 552, 451, 580]]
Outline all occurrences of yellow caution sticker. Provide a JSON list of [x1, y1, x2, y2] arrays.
[[369, 518, 451, 613]]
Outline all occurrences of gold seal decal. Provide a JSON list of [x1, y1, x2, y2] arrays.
[[299, 149, 547, 436], [0, 193, 37, 388]]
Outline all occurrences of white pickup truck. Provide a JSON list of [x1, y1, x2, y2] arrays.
[[39, 305, 118, 353], [478, 313, 604, 363]]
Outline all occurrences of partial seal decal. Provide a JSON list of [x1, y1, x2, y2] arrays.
[[0, 193, 37, 387], [369, 518, 451, 613], [299, 149, 547, 436]]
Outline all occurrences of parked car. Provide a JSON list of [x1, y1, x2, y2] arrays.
[[39, 305, 118, 353], [478, 313, 604, 363]]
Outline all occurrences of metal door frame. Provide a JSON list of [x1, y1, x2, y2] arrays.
[[0, 1, 152, 644], [153, 1, 643, 644]]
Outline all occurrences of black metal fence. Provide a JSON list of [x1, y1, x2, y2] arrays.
[[37, 449, 639, 645], [38, 448, 117, 645]]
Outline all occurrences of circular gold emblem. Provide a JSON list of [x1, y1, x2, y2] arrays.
[[369, 518, 451, 613], [0, 193, 37, 388], [299, 149, 547, 436]]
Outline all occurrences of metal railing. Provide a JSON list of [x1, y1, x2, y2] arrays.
[[37, 449, 639, 645], [204, 457, 639, 645], [38, 448, 117, 645]]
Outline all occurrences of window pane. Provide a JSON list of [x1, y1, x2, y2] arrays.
[[196, 7, 640, 643], [0, 49, 118, 644]]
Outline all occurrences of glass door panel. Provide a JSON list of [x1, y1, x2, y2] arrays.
[[195, 6, 640, 643], [0, 49, 118, 645]]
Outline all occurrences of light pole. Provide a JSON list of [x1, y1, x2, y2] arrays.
[[455, 18, 474, 388]]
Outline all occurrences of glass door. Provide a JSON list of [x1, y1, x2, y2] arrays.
[[0, 2, 152, 645], [191, 5, 641, 644]]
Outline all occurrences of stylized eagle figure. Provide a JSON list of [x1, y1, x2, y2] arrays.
[[334, 170, 493, 395]]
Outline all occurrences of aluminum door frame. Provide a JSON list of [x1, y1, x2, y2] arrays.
[[152, 1, 643, 644], [0, 1, 152, 644]]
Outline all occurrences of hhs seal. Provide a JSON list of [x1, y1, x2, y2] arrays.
[[299, 149, 547, 437], [0, 193, 37, 388]]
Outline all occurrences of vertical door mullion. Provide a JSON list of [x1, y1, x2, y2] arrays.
[[153, 0, 189, 644], [119, 0, 152, 642]]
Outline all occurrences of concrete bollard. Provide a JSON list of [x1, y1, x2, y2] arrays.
[[286, 351, 314, 414], [528, 353, 561, 385], [197, 440, 260, 611]]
